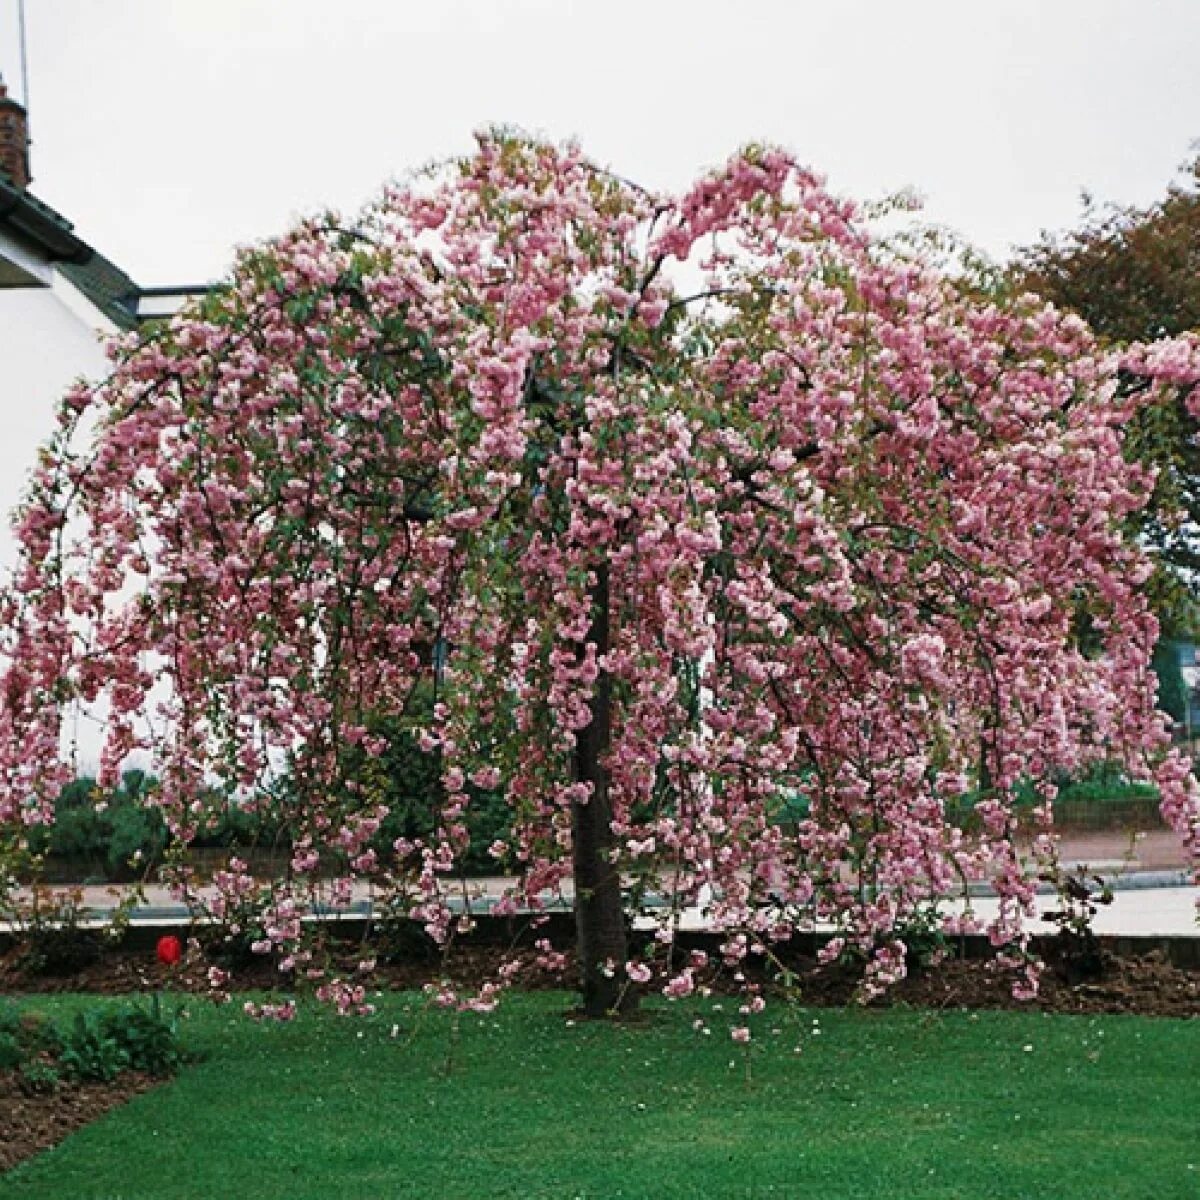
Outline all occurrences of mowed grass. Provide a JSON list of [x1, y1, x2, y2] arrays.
[[1, 991, 1197, 1200]]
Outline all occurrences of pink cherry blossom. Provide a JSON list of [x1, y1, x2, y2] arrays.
[[0, 131, 1194, 1021]]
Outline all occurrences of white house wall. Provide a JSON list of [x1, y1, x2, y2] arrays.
[[0, 273, 116, 566]]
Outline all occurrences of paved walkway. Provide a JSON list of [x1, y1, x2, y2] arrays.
[[946, 886, 1199, 939], [12, 827, 1197, 936], [30, 883, 1197, 938]]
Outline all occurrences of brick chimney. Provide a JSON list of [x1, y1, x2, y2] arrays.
[[0, 75, 30, 189]]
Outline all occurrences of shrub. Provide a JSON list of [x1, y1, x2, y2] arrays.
[[1041, 869, 1114, 983], [0, 1000, 189, 1089], [0, 1031, 22, 1071], [18, 1010, 62, 1056], [15, 886, 103, 976], [101, 996, 188, 1078], [17, 1061, 60, 1096], [27, 772, 168, 881], [58, 1010, 129, 1083], [0, 1005, 61, 1071]]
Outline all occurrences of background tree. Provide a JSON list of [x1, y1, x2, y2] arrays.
[[1016, 152, 1200, 630], [1017, 154, 1200, 345], [1, 134, 1196, 1021]]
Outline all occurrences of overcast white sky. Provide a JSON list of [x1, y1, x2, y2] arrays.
[[1, 0, 1198, 286]]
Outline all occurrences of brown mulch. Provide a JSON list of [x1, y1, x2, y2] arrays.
[[0, 1070, 157, 1175], [785, 949, 1200, 1017], [0, 949, 250, 997], [2, 937, 1198, 1017]]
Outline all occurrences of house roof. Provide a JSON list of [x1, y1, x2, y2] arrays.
[[58, 254, 140, 329], [0, 170, 141, 329], [0, 170, 87, 258]]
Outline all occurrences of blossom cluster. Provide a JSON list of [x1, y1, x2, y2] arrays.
[[0, 132, 1195, 1016]]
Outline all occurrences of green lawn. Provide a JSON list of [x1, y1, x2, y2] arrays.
[[1, 991, 1197, 1199]]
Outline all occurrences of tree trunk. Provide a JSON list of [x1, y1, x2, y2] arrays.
[[571, 561, 636, 1017]]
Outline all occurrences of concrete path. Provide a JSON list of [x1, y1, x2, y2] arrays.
[[15, 877, 1198, 938], [949, 885, 1200, 939], [10, 827, 1195, 936]]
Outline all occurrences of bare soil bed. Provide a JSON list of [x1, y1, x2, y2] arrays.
[[3, 935, 1198, 1017], [0, 1070, 156, 1174], [795, 949, 1200, 1016]]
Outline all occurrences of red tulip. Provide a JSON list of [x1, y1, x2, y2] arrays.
[[156, 935, 183, 967]]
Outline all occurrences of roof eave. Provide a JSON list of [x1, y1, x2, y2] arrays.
[[0, 174, 93, 265]]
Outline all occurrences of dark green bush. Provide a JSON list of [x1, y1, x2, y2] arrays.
[[0, 1031, 22, 1071], [59, 1011, 129, 1083], [1056, 778, 1159, 805], [1152, 638, 1189, 727], [101, 996, 187, 1078], [17, 1061, 60, 1096], [335, 693, 515, 876], [948, 761, 1162, 829], [28, 771, 168, 881], [30, 684, 520, 881], [0, 1000, 188, 1087], [195, 800, 290, 851], [0, 1005, 61, 1067], [18, 1010, 62, 1056], [0, 1005, 60, 1074], [0, 1001, 19, 1039]]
